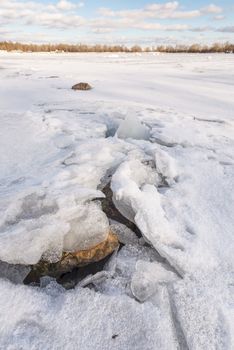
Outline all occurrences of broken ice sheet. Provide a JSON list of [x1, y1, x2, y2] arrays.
[[131, 260, 178, 302]]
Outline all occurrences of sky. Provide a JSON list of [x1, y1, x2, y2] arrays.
[[0, 0, 233, 45]]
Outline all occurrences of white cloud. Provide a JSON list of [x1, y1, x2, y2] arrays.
[[201, 4, 223, 14], [97, 2, 223, 21], [213, 15, 225, 21], [0, 0, 85, 28], [56, 1, 84, 11], [57, 1, 76, 11]]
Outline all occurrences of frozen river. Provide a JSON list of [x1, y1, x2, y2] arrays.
[[0, 52, 233, 349]]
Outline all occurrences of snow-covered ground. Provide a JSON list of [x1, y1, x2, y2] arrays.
[[0, 52, 233, 349]]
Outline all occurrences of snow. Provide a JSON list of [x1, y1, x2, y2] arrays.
[[131, 260, 178, 302], [0, 52, 234, 349]]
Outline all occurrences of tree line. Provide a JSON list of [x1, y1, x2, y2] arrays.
[[0, 41, 233, 53]]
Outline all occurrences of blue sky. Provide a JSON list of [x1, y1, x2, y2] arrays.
[[0, 0, 233, 45]]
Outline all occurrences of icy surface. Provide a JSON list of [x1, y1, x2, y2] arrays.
[[0, 52, 234, 349], [131, 260, 178, 302]]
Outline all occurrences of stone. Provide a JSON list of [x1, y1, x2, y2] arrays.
[[72, 82, 92, 91], [61, 230, 119, 269], [24, 231, 119, 283]]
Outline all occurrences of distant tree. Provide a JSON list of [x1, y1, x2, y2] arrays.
[[131, 45, 142, 53], [0, 41, 233, 53]]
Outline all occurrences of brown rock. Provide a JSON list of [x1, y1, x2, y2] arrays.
[[25, 231, 119, 283], [61, 230, 119, 269], [72, 82, 92, 91]]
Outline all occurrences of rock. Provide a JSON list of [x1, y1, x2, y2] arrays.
[[61, 230, 119, 269], [24, 231, 119, 283], [72, 82, 92, 91]]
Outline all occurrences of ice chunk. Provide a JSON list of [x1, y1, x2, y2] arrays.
[[78, 271, 110, 288], [110, 221, 139, 246], [111, 159, 158, 222], [131, 260, 178, 302], [111, 160, 180, 246], [116, 115, 150, 140], [63, 202, 109, 251], [0, 221, 69, 265], [155, 149, 177, 185]]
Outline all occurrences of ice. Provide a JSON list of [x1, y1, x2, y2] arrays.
[[78, 271, 110, 288], [131, 260, 178, 302], [63, 202, 109, 251], [111, 159, 159, 222], [0, 218, 69, 264], [0, 189, 109, 264], [110, 221, 139, 246], [116, 114, 150, 140], [0, 261, 30, 284], [155, 148, 178, 185], [111, 159, 181, 250]]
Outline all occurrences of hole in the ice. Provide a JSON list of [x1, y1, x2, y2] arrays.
[[105, 126, 117, 138], [23, 252, 115, 290], [100, 182, 142, 239], [57, 254, 113, 289]]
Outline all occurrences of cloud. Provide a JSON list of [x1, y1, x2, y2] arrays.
[[217, 26, 234, 33], [97, 2, 223, 21], [56, 1, 76, 11], [56, 0, 84, 11], [201, 4, 223, 14], [189, 26, 213, 32], [213, 15, 225, 21], [0, 0, 85, 28]]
